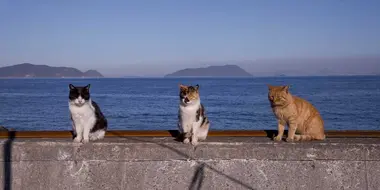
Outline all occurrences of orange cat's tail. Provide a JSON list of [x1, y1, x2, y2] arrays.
[[294, 134, 325, 141]]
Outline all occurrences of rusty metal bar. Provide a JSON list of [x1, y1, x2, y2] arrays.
[[0, 130, 379, 139]]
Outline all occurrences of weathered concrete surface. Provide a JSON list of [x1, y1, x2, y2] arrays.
[[0, 137, 379, 190]]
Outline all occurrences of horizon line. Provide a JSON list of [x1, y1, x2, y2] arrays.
[[0, 74, 379, 80]]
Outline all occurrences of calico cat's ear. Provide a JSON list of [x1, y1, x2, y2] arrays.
[[195, 84, 200, 90], [69, 84, 75, 90], [282, 85, 289, 93], [85, 84, 91, 90], [179, 84, 187, 89]]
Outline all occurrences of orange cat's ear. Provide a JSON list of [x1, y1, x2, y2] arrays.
[[267, 84, 273, 90], [282, 85, 290, 93]]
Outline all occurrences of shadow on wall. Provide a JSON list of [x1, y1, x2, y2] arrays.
[[120, 134, 257, 190], [2, 126, 14, 190], [189, 163, 205, 190]]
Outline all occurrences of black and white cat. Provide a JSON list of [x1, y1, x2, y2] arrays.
[[68, 84, 107, 143]]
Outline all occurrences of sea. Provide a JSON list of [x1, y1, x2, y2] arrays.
[[0, 76, 379, 131]]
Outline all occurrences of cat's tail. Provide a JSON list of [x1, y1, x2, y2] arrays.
[[89, 130, 106, 141], [294, 134, 325, 141]]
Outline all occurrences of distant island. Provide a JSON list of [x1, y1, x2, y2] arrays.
[[0, 63, 104, 78], [123, 76, 143, 78], [274, 73, 287, 77], [165, 64, 253, 77]]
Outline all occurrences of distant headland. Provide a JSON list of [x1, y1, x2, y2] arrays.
[[165, 64, 253, 77], [0, 63, 104, 78]]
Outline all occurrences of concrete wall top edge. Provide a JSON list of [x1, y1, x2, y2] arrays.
[[0, 137, 379, 162]]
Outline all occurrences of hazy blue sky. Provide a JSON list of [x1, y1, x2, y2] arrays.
[[1, 0, 380, 76]]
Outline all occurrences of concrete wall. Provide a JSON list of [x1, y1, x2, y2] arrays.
[[0, 137, 379, 190]]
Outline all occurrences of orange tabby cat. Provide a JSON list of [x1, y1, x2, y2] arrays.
[[267, 85, 325, 142]]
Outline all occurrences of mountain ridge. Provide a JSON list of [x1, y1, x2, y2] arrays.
[[0, 63, 104, 78], [165, 64, 252, 77]]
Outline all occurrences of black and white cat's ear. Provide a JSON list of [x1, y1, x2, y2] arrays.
[[195, 84, 200, 90], [85, 84, 91, 90], [69, 84, 75, 90]]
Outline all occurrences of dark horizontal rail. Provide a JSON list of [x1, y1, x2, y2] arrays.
[[0, 130, 380, 139]]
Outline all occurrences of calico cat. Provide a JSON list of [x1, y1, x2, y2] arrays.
[[267, 85, 325, 142], [68, 84, 107, 143], [178, 84, 210, 146]]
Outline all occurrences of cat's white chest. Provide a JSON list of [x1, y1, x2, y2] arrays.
[[69, 103, 95, 123], [180, 105, 198, 122]]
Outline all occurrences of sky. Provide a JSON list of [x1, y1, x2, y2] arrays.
[[1, 0, 380, 76]]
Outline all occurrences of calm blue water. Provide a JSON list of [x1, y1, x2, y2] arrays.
[[0, 76, 379, 131]]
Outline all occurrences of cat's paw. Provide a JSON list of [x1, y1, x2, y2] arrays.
[[273, 135, 283, 141], [191, 140, 199, 146], [285, 137, 294, 142], [183, 138, 190, 144], [89, 136, 98, 141], [82, 138, 90, 143], [73, 137, 82, 143]]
